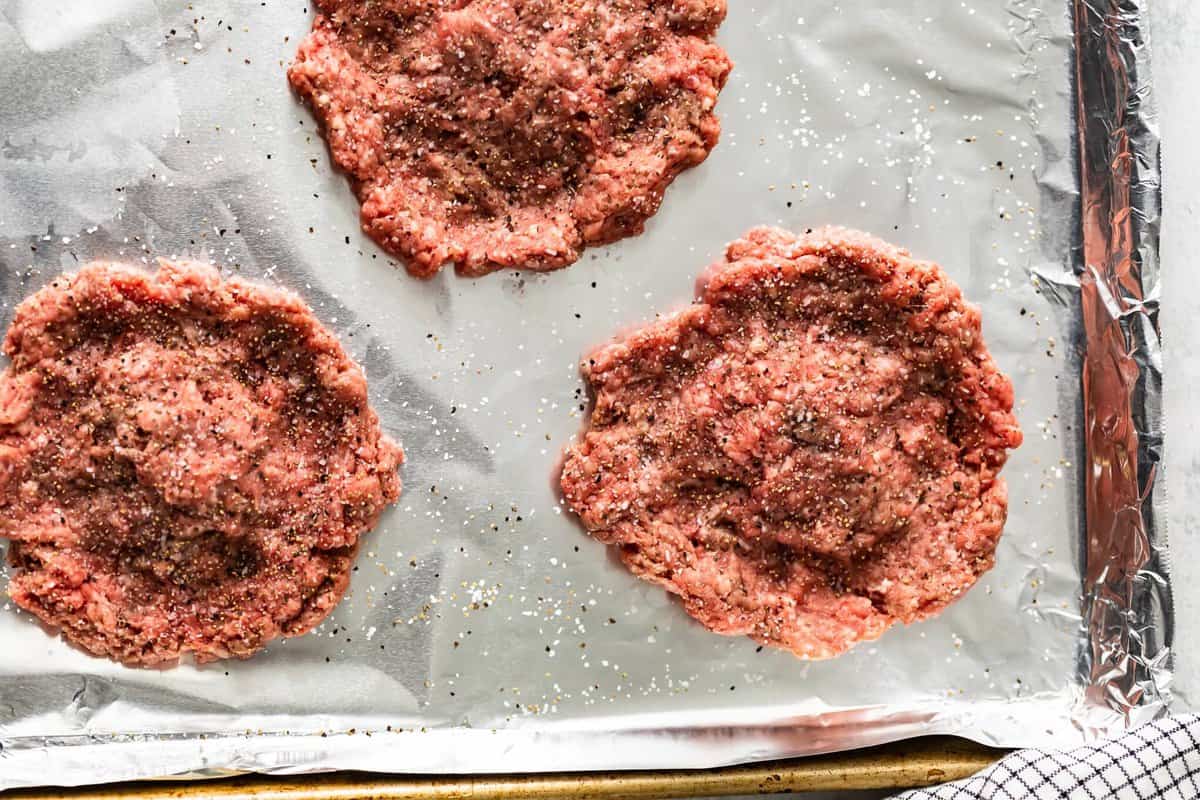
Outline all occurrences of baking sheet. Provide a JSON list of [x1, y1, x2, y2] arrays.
[[0, 0, 1172, 789]]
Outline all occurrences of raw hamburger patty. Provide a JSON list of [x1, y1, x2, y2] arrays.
[[0, 261, 403, 665], [288, 0, 732, 278], [560, 227, 1022, 659]]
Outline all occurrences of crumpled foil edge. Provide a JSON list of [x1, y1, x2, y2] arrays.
[[1069, 0, 1171, 733]]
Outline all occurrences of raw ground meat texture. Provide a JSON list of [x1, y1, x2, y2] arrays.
[[288, 0, 732, 278], [560, 227, 1023, 659], [0, 261, 404, 666]]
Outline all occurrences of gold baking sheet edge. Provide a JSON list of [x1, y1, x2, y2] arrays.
[[1, 737, 1002, 799]]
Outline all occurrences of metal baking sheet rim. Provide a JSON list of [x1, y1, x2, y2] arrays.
[[0, 0, 1172, 790], [0, 737, 1007, 799]]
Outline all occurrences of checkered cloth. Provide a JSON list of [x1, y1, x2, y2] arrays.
[[892, 715, 1200, 799]]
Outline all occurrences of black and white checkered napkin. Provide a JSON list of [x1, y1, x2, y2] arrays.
[[891, 715, 1200, 799]]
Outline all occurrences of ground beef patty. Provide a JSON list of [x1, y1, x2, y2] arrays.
[[0, 261, 403, 665], [288, 0, 732, 278], [560, 227, 1022, 659]]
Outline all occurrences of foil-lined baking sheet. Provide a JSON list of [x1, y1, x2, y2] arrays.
[[0, 0, 1172, 789]]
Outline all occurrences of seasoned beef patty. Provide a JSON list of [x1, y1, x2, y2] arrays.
[[0, 260, 403, 665], [560, 227, 1022, 659], [288, 0, 732, 277]]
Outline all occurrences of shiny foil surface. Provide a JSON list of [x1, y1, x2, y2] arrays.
[[0, 0, 1173, 789]]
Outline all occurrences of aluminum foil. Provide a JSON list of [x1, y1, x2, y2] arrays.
[[0, 0, 1172, 789]]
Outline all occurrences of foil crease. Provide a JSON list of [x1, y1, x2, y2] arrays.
[[0, 0, 1174, 789]]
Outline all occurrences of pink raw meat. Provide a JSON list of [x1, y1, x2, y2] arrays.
[[0, 260, 403, 665], [560, 227, 1022, 659]]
